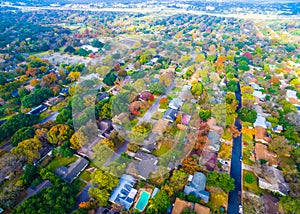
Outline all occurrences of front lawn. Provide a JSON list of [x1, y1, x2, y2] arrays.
[[47, 156, 78, 172], [79, 170, 92, 182], [243, 170, 263, 195], [39, 111, 51, 121], [152, 111, 163, 120]]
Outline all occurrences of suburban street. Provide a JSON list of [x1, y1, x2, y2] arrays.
[[228, 81, 243, 214], [137, 80, 175, 125]]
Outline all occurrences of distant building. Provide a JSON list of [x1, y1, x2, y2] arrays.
[[171, 198, 210, 214], [97, 120, 114, 138], [27, 105, 47, 115]]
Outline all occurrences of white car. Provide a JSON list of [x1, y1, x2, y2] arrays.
[[239, 205, 243, 214]]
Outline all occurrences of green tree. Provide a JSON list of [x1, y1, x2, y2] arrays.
[[190, 81, 204, 96], [11, 127, 36, 147], [11, 138, 42, 164], [146, 190, 171, 214], [279, 195, 300, 214], [149, 83, 167, 95], [227, 80, 238, 92], [198, 109, 211, 121], [206, 171, 235, 193], [89, 170, 119, 206], [238, 107, 257, 123], [103, 72, 117, 86]]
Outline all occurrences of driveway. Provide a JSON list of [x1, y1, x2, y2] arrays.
[[137, 81, 175, 125], [74, 183, 91, 209], [41, 111, 58, 123]]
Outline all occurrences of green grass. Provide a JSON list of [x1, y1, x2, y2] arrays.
[[152, 111, 163, 120], [47, 156, 78, 172], [79, 170, 92, 182], [39, 111, 51, 121], [153, 142, 172, 157], [0, 113, 16, 121], [73, 179, 88, 194], [243, 170, 263, 195]]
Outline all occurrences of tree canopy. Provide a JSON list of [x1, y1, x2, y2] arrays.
[[206, 171, 235, 193], [238, 107, 257, 123]]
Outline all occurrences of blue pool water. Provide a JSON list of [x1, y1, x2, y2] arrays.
[[135, 191, 151, 211]]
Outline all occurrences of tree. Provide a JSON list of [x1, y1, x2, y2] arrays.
[[41, 73, 57, 87], [0, 113, 38, 142], [47, 124, 73, 145], [67, 71, 81, 82], [91, 40, 104, 48], [11, 138, 42, 164], [20, 164, 38, 187], [227, 80, 238, 92], [190, 81, 204, 96], [89, 170, 119, 206], [64, 46, 76, 53], [132, 79, 146, 92], [103, 72, 117, 86], [70, 131, 88, 150], [206, 171, 235, 193], [102, 138, 114, 149], [13, 182, 77, 213], [238, 107, 257, 123], [182, 157, 199, 174], [163, 169, 188, 196], [160, 97, 169, 109], [195, 54, 205, 63], [11, 127, 36, 147], [198, 109, 211, 121], [244, 172, 255, 184], [280, 195, 300, 214], [237, 60, 250, 71], [269, 136, 293, 158], [149, 83, 167, 95], [56, 107, 72, 124], [146, 190, 171, 214]]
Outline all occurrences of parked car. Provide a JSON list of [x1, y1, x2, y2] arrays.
[[239, 156, 243, 162], [239, 204, 243, 214]]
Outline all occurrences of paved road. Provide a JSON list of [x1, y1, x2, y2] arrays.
[[228, 81, 243, 214], [104, 140, 129, 166], [137, 81, 175, 125], [0, 141, 13, 152], [41, 111, 58, 123]]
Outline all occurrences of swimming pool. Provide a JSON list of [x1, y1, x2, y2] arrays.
[[135, 191, 151, 211]]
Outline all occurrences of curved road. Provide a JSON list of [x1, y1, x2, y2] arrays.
[[228, 81, 243, 214]]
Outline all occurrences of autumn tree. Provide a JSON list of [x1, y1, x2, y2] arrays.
[[67, 71, 81, 82], [70, 131, 88, 149], [11, 138, 42, 164], [182, 157, 199, 174], [47, 124, 73, 145]]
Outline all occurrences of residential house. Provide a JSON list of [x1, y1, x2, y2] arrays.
[[171, 198, 193, 214], [258, 166, 289, 195], [59, 87, 69, 96], [43, 96, 64, 107], [97, 93, 109, 102], [194, 203, 211, 214], [109, 174, 137, 210], [255, 143, 278, 166], [139, 91, 154, 101], [207, 131, 221, 152], [140, 133, 158, 153], [254, 126, 271, 145], [199, 149, 217, 171], [162, 108, 178, 122], [207, 117, 224, 135], [253, 90, 266, 104], [129, 101, 147, 115], [27, 105, 47, 115], [169, 98, 184, 110], [112, 112, 128, 125], [97, 120, 113, 138], [262, 194, 282, 214], [152, 119, 169, 135], [55, 157, 89, 183], [286, 90, 300, 107], [127, 152, 158, 180], [182, 114, 191, 125], [272, 125, 283, 134], [184, 172, 210, 203]]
